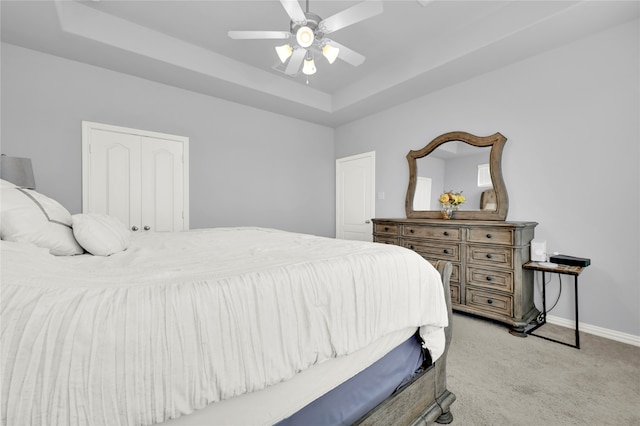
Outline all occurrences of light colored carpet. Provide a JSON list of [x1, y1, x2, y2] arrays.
[[445, 313, 640, 426]]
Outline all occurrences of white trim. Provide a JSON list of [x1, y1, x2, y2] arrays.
[[547, 315, 640, 347]]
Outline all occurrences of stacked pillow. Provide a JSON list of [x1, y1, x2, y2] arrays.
[[1, 179, 84, 255], [1, 179, 130, 256], [71, 213, 131, 256]]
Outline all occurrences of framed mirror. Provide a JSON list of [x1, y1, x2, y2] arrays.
[[405, 131, 508, 220]]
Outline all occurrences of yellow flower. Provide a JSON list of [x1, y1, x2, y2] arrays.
[[440, 190, 465, 206]]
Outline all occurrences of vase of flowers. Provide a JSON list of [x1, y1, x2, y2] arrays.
[[439, 190, 465, 219]]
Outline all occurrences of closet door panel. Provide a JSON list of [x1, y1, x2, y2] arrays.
[[87, 130, 141, 230], [140, 137, 185, 232]]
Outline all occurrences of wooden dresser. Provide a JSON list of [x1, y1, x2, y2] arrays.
[[373, 218, 538, 334]]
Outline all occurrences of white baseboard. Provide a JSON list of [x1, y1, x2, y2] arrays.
[[546, 315, 640, 347]]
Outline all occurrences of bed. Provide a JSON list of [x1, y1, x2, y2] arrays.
[[0, 181, 456, 426]]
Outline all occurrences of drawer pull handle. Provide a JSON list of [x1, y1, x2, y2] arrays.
[[443, 249, 450, 254], [409, 245, 415, 250], [487, 299, 494, 305], [486, 276, 493, 281], [410, 229, 415, 234], [486, 253, 493, 259], [443, 231, 449, 236], [384, 227, 389, 231], [486, 233, 492, 239]]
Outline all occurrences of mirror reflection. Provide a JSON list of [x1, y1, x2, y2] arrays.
[[405, 131, 508, 221], [413, 143, 492, 211]]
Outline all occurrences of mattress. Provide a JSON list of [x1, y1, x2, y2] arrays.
[[164, 327, 420, 426], [1, 227, 448, 426]]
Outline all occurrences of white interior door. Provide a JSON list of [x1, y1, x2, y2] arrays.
[[140, 137, 185, 232], [414, 177, 432, 210], [336, 152, 375, 241], [82, 121, 189, 232], [85, 129, 141, 230]]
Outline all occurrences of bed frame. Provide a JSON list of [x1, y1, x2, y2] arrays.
[[356, 260, 456, 425]]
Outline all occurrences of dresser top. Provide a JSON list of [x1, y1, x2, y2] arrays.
[[373, 218, 538, 228]]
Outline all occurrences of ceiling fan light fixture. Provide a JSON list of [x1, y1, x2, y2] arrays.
[[302, 58, 317, 75], [322, 44, 340, 64], [275, 44, 293, 63], [296, 26, 314, 48]]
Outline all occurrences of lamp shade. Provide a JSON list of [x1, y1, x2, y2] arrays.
[[302, 58, 316, 75], [322, 44, 340, 64], [275, 44, 293, 63], [0, 155, 36, 189]]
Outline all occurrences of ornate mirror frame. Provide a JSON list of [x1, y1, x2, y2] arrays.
[[405, 131, 508, 221]]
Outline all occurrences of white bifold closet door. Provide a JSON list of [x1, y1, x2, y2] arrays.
[[82, 121, 189, 232]]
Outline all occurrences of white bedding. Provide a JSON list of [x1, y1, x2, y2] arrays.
[[1, 227, 448, 426]]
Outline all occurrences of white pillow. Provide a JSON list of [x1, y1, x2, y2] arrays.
[[72, 213, 131, 256], [0, 186, 84, 255]]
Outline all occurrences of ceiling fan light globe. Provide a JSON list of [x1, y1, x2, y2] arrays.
[[302, 58, 317, 75], [275, 44, 293, 63], [296, 26, 314, 48], [322, 44, 340, 64]]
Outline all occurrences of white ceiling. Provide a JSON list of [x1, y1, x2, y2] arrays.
[[2, 0, 638, 127]]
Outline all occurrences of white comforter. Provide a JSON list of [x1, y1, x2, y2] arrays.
[[1, 227, 448, 426]]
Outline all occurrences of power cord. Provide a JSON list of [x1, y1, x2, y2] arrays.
[[534, 271, 562, 322], [547, 274, 563, 312]]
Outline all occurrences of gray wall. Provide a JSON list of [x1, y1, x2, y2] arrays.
[[335, 20, 640, 337], [1, 43, 335, 237]]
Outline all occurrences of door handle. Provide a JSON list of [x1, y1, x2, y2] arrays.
[[365, 220, 371, 224]]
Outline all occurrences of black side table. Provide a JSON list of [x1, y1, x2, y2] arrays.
[[523, 262, 587, 349]]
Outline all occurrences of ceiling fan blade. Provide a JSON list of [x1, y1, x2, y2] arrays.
[[279, 0, 307, 25], [324, 40, 365, 67], [318, 0, 383, 35], [228, 30, 291, 40], [285, 47, 306, 75]]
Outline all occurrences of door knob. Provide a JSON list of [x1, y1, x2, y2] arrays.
[[365, 220, 371, 224], [144, 226, 150, 231], [131, 226, 139, 231]]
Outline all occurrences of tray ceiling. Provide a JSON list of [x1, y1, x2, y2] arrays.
[[1, 1, 638, 126]]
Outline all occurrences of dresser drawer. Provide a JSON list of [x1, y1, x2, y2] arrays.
[[467, 266, 513, 292], [468, 227, 513, 245], [374, 223, 399, 235], [405, 241, 460, 262], [450, 284, 461, 305], [374, 236, 399, 245], [466, 287, 513, 317], [403, 225, 461, 241], [467, 245, 513, 269]]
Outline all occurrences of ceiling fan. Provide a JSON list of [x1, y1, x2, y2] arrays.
[[228, 0, 383, 77]]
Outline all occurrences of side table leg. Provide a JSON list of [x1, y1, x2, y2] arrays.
[[575, 276, 580, 349]]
